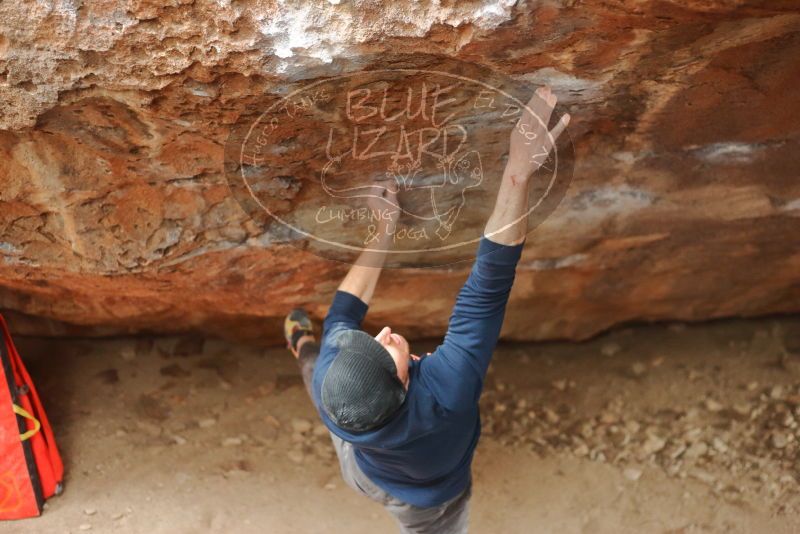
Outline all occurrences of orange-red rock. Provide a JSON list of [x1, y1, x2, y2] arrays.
[[0, 1, 798, 344]]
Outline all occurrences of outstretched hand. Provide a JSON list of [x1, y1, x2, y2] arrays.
[[484, 86, 572, 245], [507, 86, 570, 179]]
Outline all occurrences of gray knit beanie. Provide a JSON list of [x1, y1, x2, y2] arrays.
[[321, 329, 406, 432]]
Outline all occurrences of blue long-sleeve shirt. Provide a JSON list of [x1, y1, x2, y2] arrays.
[[311, 236, 524, 507]]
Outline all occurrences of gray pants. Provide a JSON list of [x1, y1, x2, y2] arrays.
[[299, 341, 472, 533]]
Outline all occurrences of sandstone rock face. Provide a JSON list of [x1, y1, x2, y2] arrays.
[[0, 1, 798, 344]]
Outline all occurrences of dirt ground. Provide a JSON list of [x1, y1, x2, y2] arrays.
[[5, 314, 800, 534]]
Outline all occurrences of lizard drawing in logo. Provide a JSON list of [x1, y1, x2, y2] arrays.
[[320, 146, 484, 241]]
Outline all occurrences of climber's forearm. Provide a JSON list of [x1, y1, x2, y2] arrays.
[[337, 222, 392, 305], [484, 85, 568, 246], [483, 164, 531, 246]]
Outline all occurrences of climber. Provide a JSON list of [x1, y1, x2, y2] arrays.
[[283, 86, 569, 533]]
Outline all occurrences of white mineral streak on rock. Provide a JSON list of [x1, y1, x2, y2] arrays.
[[259, 0, 518, 65], [689, 142, 762, 164], [520, 253, 589, 271], [781, 198, 800, 213], [569, 186, 655, 219], [514, 67, 607, 104], [0, 0, 519, 129]]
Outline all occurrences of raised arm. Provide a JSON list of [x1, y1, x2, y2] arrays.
[[484, 86, 569, 245], [421, 86, 570, 411], [336, 181, 400, 306], [313, 182, 400, 406]]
